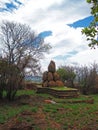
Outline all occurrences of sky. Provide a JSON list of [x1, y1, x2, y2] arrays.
[[0, 0, 98, 72]]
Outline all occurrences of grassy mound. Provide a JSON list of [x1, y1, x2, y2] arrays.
[[51, 86, 77, 91]]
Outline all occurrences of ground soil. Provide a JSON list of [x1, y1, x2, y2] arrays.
[[0, 94, 97, 130], [0, 95, 63, 130]]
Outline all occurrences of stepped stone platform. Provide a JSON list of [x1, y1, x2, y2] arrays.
[[39, 60, 79, 98], [36, 87, 79, 98]]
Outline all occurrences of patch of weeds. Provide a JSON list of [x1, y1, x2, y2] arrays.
[[47, 128, 58, 130], [43, 104, 58, 113], [26, 117, 32, 123], [0, 104, 31, 124], [63, 124, 69, 130], [37, 93, 54, 99], [16, 90, 36, 96], [43, 107, 57, 113], [0, 115, 6, 124], [31, 106, 38, 113], [46, 128, 52, 130], [51, 86, 77, 91], [34, 127, 41, 130], [17, 116, 23, 122]]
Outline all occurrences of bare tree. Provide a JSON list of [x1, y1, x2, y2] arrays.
[[75, 63, 98, 94], [0, 21, 51, 100], [0, 20, 51, 75]]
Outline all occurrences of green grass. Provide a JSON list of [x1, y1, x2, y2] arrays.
[[0, 90, 37, 124], [0, 104, 30, 124], [51, 86, 77, 91], [42, 94, 98, 129], [38, 92, 98, 129], [0, 89, 98, 129], [31, 106, 39, 112], [16, 89, 36, 96]]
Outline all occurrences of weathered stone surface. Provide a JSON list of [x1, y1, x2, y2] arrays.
[[55, 80, 64, 87], [48, 72, 53, 81], [42, 60, 64, 88], [42, 81, 48, 87], [53, 72, 60, 81], [43, 71, 48, 81], [48, 81, 56, 87], [48, 60, 56, 73]]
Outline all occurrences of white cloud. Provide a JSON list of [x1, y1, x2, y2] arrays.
[[0, 0, 98, 72], [0, 0, 90, 27], [68, 49, 98, 66]]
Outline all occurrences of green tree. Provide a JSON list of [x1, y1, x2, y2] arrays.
[[57, 68, 67, 82], [82, 0, 98, 48], [57, 66, 76, 87]]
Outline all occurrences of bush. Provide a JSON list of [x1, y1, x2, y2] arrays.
[[0, 58, 23, 100], [57, 67, 76, 87]]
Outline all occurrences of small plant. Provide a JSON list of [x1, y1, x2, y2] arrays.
[[32, 106, 38, 113], [17, 117, 23, 122], [43, 104, 58, 113]]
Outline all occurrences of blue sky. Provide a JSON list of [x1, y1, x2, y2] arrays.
[[0, 0, 22, 12], [68, 16, 94, 28], [0, 0, 98, 71]]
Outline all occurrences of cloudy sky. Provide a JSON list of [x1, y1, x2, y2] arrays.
[[0, 0, 98, 71]]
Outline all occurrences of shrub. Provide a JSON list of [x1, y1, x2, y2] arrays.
[[0, 58, 23, 100]]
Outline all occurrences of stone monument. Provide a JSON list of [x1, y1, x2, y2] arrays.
[[42, 60, 64, 87]]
